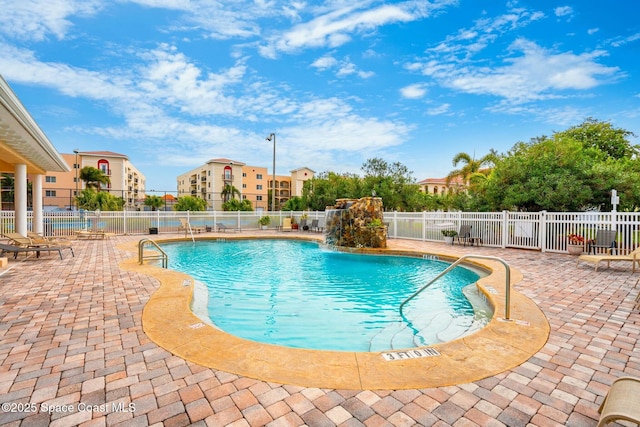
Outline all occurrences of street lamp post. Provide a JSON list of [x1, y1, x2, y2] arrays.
[[73, 149, 79, 210], [266, 133, 276, 212]]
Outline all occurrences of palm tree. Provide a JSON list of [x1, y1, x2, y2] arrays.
[[79, 166, 110, 190], [446, 150, 498, 187], [144, 195, 165, 211], [221, 184, 240, 203]]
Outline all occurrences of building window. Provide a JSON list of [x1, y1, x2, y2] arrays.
[[45, 176, 56, 183], [45, 190, 56, 197], [257, 174, 263, 180], [257, 185, 262, 190], [242, 184, 247, 188], [242, 172, 247, 177], [97, 159, 109, 175], [257, 196, 263, 201]]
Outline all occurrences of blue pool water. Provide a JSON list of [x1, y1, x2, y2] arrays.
[[161, 239, 484, 352]]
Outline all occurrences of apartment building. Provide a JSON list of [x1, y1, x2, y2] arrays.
[[418, 176, 465, 195], [177, 158, 314, 211], [43, 151, 146, 210]]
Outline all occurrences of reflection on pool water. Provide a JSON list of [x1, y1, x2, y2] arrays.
[[161, 239, 489, 352]]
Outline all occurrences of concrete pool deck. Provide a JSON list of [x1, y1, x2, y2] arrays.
[[0, 231, 639, 426]]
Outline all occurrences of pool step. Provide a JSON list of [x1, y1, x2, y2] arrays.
[[369, 308, 490, 352]]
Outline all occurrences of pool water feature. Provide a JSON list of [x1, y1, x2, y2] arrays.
[[161, 239, 490, 352]]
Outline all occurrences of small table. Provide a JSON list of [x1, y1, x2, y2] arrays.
[[467, 237, 483, 247]]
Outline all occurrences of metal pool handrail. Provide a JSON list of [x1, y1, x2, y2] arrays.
[[399, 254, 512, 321], [138, 238, 168, 268]]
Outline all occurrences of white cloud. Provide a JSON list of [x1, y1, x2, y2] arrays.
[[413, 32, 621, 105], [400, 84, 427, 99], [554, 6, 573, 18], [311, 55, 374, 79], [0, 0, 103, 41], [311, 55, 339, 70], [260, 0, 452, 57], [587, 28, 599, 35], [427, 104, 450, 115]]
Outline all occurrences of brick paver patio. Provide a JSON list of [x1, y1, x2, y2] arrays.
[[1, 234, 638, 426]]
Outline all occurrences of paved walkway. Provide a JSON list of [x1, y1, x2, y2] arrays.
[[0, 234, 639, 426]]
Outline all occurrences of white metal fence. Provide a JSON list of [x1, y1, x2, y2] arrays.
[[2, 210, 637, 254]]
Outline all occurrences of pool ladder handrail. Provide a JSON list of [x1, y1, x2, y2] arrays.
[[399, 254, 511, 321], [138, 238, 168, 268]]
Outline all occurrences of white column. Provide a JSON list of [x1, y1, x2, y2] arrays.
[[32, 174, 44, 234], [14, 164, 28, 236]]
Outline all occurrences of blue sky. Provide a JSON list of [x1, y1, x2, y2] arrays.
[[1, 0, 639, 192]]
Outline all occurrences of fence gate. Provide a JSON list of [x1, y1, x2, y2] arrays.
[[505, 212, 541, 250]]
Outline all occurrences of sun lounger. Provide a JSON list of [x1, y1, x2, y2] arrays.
[[0, 243, 73, 259], [75, 230, 108, 240], [3, 232, 34, 247], [597, 377, 640, 426], [577, 247, 640, 272], [280, 218, 292, 232], [26, 232, 72, 247], [216, 223, 240, 232], [178, 219, 203, 235]]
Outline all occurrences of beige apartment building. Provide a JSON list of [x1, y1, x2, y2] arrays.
[[43, 151, 146, 210], [176, 158, 314, 211], [418, 176, 465, 195]]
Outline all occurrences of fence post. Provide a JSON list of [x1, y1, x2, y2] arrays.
[[123, 209, 127, 235], [501, 211, 509, 249], [422, 211, 427, 241], [392, 211, 398, 239], [539, 211, 547, 252]]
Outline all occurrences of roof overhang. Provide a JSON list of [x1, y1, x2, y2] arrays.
[[0, 75, 70, 175]]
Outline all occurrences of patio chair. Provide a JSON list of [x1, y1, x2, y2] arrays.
[[455, 225, 473, 246], [3, 233, 34, 247], [597, 377, 640, 427], [216, 223, 239, 233], [577, 246, 640, 272], [281, 218, 292, 232], [179, 218, 203, 235], [0, 242, 73, 259], [588, 229, 617, 254], [26, 232, 72, 247]]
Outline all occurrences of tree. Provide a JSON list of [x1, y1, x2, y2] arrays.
[[221, 184, 240, 203], [554, 118, 638, 160], [173, 196, 207, 211], [477, 133, 640, 211], [446, 150, 497, 187], [79, 166, 110, 190], [222, 198, 253, 211], [282, 196, 306, 211], [144, 195, 165, 211], [361, 158, 418, 211], [76, 188, 124, 211]]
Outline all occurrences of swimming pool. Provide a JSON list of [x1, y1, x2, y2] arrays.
[[161, 239, 488, 352]]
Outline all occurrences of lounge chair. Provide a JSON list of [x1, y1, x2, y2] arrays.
[[588, 229, 617, 254], [3, 233, 34, 247], [75, 230, 108, 239], [26, 232, 72, 247], [597, 377, 640, 426], [179, 218, 203, 235], [577, 247, 640, 272], [216, 222, 239, 233], [0, 242, 73, 259], [310, 219, 319, 232]]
